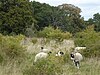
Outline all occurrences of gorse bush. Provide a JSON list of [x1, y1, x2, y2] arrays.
[[0, 34, 26, 63], [74, 26, 100, 57], [37, 26, 53, 38], [23, 55, 65, 75], [37, 26, 72, 41]]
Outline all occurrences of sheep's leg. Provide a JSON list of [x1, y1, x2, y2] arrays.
[[74, 60, 77, 66], [74, 60, 80, 69], [76, 61, 80, 69], [33, 56, 37, 65]]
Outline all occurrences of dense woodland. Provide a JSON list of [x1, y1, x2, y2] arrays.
[[0, 0, 100, 36]]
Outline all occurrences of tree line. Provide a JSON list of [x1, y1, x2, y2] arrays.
[[0, 0, 100, 36]]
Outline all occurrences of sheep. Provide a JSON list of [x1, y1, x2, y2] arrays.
[[70, 51, 83, 69], [40, 47, 51, 53], [74, 46, 86, 53], [75, 47, 86, 51], [55, 51, 64, 56], [34, 51, 52, 62]]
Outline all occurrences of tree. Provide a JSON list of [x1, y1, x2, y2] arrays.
[[46, 4, 84, 33], [58, 4, 85, 33], [32, 1, 54, 30], [33, 2, 85, 33], [86, 13, 100, 32], [0, 0, 34, 35], [93, 13, 100, 31]]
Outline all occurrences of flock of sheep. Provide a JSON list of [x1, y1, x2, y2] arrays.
[[34, 46, 86, 69]]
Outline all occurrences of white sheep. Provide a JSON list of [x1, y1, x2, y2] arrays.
[[70, 52, 83, 69], [40, 47, 51, 53], [55, 51, 64, 56], [75, 47, 86, 51], [34, 51, 52, 62]]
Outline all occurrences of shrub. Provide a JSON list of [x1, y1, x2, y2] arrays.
[[61, 32, 72, 40], [37, 26, 72, 41], [74, 26, 100, 57], [23, 55, 66, 75], [37, 26, 53, 38], [0, 34, 26, 62]]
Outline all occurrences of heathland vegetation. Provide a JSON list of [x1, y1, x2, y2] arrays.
[[0, 0, 100, 75]]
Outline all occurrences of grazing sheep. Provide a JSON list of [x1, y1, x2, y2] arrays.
[[70, 52, 83, 69], [40, 47, 51, 53], [56, 51, 64, 56], [75, 47, 86, 51], [34, 51, 52, 62]]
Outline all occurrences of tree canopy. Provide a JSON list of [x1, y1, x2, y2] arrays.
[[32, 1, 86, 33], [86, 13, 100, 32], [0, 1, 99, 36], [0, 0, 34, 35]]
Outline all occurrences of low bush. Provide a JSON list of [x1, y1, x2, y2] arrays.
[[0, 34, 26, 63], [23, 55, 65, 75], [74, 26, 100, 57], [37, 26, 72, 41]]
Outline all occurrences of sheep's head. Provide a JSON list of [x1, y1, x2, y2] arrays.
[[70, 52, 75, 60], [41, 47, 44, 49], [48, 51, 52, 55], [60, 51, 64, 55], [70, 53, 74, 58], [56, 51, 64, 56]]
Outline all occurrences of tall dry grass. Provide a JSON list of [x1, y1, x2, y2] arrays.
[[0, 35, 100, 75]]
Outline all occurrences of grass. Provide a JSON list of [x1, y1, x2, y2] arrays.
[[0, 37, 100, 75], [62, 58, 100, 75], [1, 55, 99, 75]]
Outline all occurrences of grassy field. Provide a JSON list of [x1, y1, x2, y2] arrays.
[[0, 37, 100, 75], [0, 54, 100, 75], [62, 58, 100, 75]]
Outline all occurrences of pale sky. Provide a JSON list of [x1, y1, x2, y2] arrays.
[[30, 0, 100, 20]]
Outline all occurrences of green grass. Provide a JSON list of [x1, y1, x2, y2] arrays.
[[0, 53, 100, 75], [62, 58, 100, 75], [0, 36, 100, 75]]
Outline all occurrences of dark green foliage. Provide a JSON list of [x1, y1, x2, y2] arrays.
[[86, 13, 100, 32], [0, 0, 34, 35], [93, 13, 100, 31], [0, 0, 87, 35], [33, 1, 56, 30], [32, 1, 85, 33], [58, 4, 86, 33]]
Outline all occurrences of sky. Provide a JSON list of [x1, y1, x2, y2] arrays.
[[30, 0, 100, 20]]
